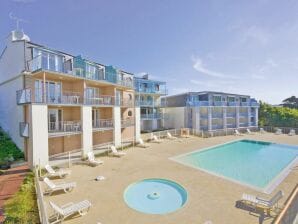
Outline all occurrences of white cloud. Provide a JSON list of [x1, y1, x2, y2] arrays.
[[251, 74, 265, 80], [192, 56, 239, 79], [241, 26, 270, 45]]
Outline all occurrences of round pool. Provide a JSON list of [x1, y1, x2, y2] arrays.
[[123, 178, 187, 214]]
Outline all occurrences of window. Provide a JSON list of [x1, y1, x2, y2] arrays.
[[213, 95, 221, 102], [32, 48, 63, 72], [128, 110, 132, 117], [227, 97, 235, 102], [86, 63, 97, 79], [240, 97, 247, 102]]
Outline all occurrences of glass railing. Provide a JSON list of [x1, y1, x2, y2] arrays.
[[16, 88, 32, 104], [227, 102, 238, 106], [135, 87, 167, 95], [27, 55, 134, 88], [19, 122, 29, 137], [213, 101, 226, 106], [84, 94, 115, 106], [141, 113, 162, 119], [48, 121, 82, 133], [226, 112, 236, 117], [92, 119, 113, 129], [121, 118, 135, 127]]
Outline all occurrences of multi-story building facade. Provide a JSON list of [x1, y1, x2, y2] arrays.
[[0, 30, 140, 168], [134, 74, 167, 132], [163, 91, 259, 131]]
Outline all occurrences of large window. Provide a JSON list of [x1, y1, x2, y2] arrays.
[[86, 63, 97, 80], [213, 95, 222, 102], [227, 96, 235, 102]]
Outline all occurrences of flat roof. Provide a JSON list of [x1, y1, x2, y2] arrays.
[[164, 91, 251, 98]]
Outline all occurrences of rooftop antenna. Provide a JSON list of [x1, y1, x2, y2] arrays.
[[9, 12, 28, 31]]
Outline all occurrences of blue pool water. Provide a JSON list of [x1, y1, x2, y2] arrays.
[[173, 140, 298, 190], [124, 179, 187, 214]]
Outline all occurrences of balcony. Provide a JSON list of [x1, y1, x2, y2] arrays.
[[239, 123, 249, 127], [48, 121, 82, 133], [212, 113, 223, 118], [141, 113, 162, 120], [227, 102, 238, 106], [19, 122, 29, 137], [188, 101, 210, 106], [121, 118, 135, 127], [250, 102, 259, 107], [226, 112, 236, 117], [27, 55, 134, 88], [135, 88, 167, 95], [93, 119, 113, 129], [17, 88, 32, 104], [240, 102, 249, 106], [227, 124, 236, 128], [85, 94, 115, 106], [239, 112, 248, 117]]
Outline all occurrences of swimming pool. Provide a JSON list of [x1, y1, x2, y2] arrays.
[[171, 140, 298, 193]]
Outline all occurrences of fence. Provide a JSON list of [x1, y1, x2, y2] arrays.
[[34, 168, 49, 224]]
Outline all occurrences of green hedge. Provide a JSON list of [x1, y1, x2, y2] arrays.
[[4, 172, 40, 224], [259, 102, 298, 128], [0, 127, 24, 163]]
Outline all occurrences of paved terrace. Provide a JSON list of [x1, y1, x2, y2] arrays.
[[41, 133, 298, 224]]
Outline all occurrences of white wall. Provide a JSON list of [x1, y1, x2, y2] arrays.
[[113, 107, 121, 147], [135, 107, 141, 141], [0, 38, 25, 83], [0, 76, 24, 150], [163, 107, 185, 129], [28, 104, 48, 168], [81, 106, 92, 157]]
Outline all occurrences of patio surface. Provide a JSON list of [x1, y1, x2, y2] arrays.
[[42, 133, 298, 224]]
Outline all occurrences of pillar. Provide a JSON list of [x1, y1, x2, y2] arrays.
[[135, 107, 141, 142], [247, 107, 251, 127], [81, 106, 92, 158], [223, 107, 227, 129], [28, 104, 49, 168], [208, 107, 212, 131], [113, 106, 121, 147], [236, 107, 240, 128], [255, 107, 259, 127]]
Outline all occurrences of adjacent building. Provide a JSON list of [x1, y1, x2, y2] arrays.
[[0, 30, 140, 168], [134, 74, 167, 132], [163, 91, 259, 131]]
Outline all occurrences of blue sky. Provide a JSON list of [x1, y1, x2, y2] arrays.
[[1, 0, 297, 104]]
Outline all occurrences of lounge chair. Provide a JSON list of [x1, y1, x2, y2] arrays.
[[44, 177, 76, 195], [167, 132, 177, 140], [152, 135, 162, 143], [246, 129, 254, 135], [138, 138, 150, 148], [87, 151, 104, 166], [110, 145, 126, 157], [45, 164, 71, 179], [260, 128, 266, 134], [234, 130, 243, 136], [49, 200, 91, 223], [275, 128, 282, 135], [241, 190, 283, 215], [288, 129, 296, 136]]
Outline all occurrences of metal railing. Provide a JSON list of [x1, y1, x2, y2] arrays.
[[19, 122, 29, 137], [85, 94, 115, 106], [93, 119, 113, 129], [141, 113, 162, 119], [48, 121, 81, 133]]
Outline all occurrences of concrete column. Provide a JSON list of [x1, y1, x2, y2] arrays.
[[223, 107, 227, 129], [28, 104, 49, 169], [194, 107, 200, 130], [81, 106, 93, 158], [208, 107, 212, 131], [135, 107, 141, 142], [255, 107, 259, 127], [247, 107, 251, 127], [113, 106, 121, 147], [236, 107, 240, 128]]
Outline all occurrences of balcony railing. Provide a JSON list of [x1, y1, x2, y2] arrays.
[[93, 119, 113, 129], [85, 94, 115, 106], [241, 102, 249, 106], [141, 113, 162, 119], [227, 102, 238, 106], [121, 118, 135, 127], [19, 122, 29, 137], [27, 55, 134, 88], [212, 113, 223, 118], [48, 121, 81, 133], [16, 88, 32, 104], [226, 112, 236, 117], [213, 101, 226, 106], [188, 101, 210, 106], [135, 88, 167, 95], [239, 112, 248, 117], [120, 99, 134, 107], [250, 102, 259, 107]]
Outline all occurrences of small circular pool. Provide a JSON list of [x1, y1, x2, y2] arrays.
[[124, 178, 187, 214]]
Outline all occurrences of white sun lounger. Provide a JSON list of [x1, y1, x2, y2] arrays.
[[49, 200, 91, 223], [288, 129, 296, 136], [241, 190, 283, 214], [44, 177, 76, 195], [152, 135, 162, 143], [246, 129, 253, 135], [45, 164, 71, 179], [275, 128, 282, 135], [234, 130, 243, 136], [167, 132, 177, 140], [87, 151, 104, 166], [138, 138, 150, 148], [110, 145, 126, 157]]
